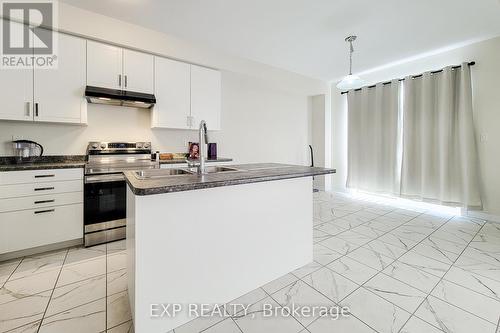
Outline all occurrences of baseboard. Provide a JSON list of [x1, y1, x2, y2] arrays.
[[465, 211, 500, 224], [0, 238, 83, 262], [328, 190, 500, 224]]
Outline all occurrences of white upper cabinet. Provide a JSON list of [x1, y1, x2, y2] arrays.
[[191, 65, 222, 131], [0, 21, 86, 124], [152, 57, 191, 129], [0, 66, 33, 122], [34, 32, 87, 124], [87, 41, 154, 94], [0, 20, 33, 122], [87, 40, 123, 90], [152, 61, 222, 130], [123, 49, 154, 94]]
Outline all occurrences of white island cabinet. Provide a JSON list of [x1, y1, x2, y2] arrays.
[[123, 163, 337, 333]]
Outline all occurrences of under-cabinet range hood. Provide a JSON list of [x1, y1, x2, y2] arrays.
[[85, 86, 156, 109]]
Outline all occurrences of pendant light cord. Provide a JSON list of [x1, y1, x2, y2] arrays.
[[349, 40, 354, 75]]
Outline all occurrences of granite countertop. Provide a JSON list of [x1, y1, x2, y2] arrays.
[[0, 155, 86, 171], [124, 163, 336, 196], [159, 157, 233, 164]]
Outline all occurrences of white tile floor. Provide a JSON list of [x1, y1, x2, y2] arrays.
[[1, 191, 500, 333]]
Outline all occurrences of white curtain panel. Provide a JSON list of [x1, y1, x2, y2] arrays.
[[347, 80, 401, 194], [401, 63, 482, 208]]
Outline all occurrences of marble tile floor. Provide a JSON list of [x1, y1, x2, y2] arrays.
[[0, 240, 130, 333], [1, 191, 500, 333]]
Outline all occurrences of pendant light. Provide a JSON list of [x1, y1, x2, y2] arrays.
[[336, 35, 365, 90]]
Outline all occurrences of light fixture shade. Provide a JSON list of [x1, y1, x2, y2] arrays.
[[336, 74, 365, 90]]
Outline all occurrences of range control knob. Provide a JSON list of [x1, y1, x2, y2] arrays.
[[143, 143, 150, 149], [100, 143, 107, 149], [137, 143, 143, 149], [91, 143, 98, 149]]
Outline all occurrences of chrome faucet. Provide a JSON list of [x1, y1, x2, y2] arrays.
[[198, 120, 209, 174]]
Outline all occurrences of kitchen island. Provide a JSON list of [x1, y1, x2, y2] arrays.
[[124, 163, 335, 332]]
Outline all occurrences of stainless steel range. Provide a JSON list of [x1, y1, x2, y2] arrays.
[[84, 141, 158, 247]]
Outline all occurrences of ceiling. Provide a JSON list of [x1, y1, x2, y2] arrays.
[[60, 0, 500, 81]]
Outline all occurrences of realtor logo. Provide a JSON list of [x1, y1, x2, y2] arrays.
[[1, 0, 58, 68]]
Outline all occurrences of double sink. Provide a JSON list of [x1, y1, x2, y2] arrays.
[[134, 166, 242, 180]]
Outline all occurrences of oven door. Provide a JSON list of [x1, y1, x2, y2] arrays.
[[84, 173, 126, 234]]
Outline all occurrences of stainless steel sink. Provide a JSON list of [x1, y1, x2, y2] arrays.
[[134, 168, 195, 179], [134, 166, 242, 180], [187, 166, 242, 174]]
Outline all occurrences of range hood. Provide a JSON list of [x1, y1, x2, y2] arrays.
[[85, 86, 156, 109]]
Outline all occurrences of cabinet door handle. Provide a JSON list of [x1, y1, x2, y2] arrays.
[[26, 102, 31, 117], [118, 74, 122, 87], [34, 174, 55, 178], [34, 187, 54, 191], [34, 199, 55, 204], [34, 209, 55, 214], [124, 75, 128, 88], [35, 103, 39, 117]]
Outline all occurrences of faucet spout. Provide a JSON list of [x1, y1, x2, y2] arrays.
[[198, 120, 208, 174]]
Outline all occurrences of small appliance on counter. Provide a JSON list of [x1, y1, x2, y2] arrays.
[[158, 152, 188, 160], [12, 140, 43, 163]]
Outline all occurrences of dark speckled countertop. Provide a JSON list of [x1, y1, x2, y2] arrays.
[[124, 163, 336, 195], [0, 155, 86, 171]]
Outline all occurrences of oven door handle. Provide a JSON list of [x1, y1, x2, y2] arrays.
[[85, 174, 125, 184]]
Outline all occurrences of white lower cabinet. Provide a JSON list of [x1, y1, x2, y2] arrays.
[[0, 204, 83, 254], [0, 180, 83, 199], [0, 168, 84, 256], [0, 191, 82, 213]]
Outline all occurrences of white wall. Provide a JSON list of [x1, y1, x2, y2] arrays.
[[309, 95, 326, 190], [331, 36, 500, 216], [0, 3, 327, 166], [0, 71, 312, 164]]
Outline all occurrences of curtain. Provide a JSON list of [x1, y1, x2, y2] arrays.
[[401, 63, 482, 208], [347, 80, 401, 194]]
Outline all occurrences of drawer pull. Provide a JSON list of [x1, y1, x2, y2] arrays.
[[34, 187, 55, 191], [34, 174, 55, 178], [34, 209, 55, 214], [34, 199, 55, 204]]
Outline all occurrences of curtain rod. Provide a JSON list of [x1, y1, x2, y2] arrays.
[[340, 61, 476, 95]]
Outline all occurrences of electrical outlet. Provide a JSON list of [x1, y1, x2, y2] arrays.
[[480, 133, 488, 143]]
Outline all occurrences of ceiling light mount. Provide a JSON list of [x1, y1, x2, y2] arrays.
[[345, 35, 357, 43]]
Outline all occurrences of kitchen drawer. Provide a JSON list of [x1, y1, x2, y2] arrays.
[[0, 179, 83, 199], [0, 191, 83, 213], [0, 168, 83, 185], [0, 203, 83, 254]]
